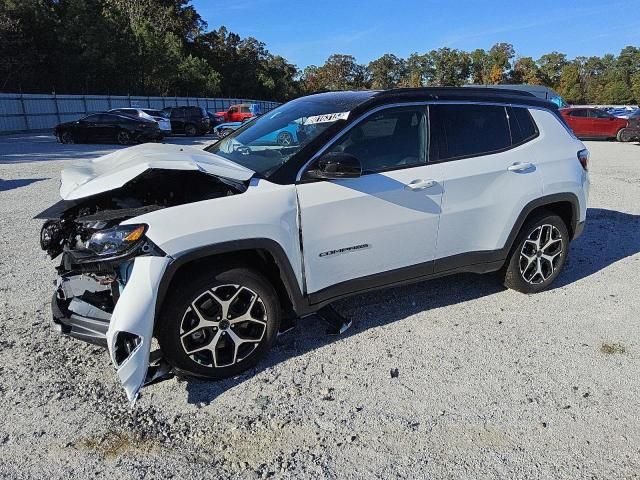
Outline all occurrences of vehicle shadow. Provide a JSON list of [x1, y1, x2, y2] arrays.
[[182, 207, 640, 405], [0, 177, 48, 192], [553, 207, 640, 287]]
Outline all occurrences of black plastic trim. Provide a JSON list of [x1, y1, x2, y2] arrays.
[[51, 294, 109, 347], [154, 239, 310, 318]]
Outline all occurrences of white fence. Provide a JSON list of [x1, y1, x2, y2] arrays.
[[0, 93, 281, 133]]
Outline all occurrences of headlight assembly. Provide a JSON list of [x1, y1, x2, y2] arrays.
[[86, 224, 147, 257]]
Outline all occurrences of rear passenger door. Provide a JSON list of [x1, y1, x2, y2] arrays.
[[430, 104, 543, 268]]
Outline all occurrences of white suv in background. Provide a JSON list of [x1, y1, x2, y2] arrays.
[[38, 88, 589, 402]]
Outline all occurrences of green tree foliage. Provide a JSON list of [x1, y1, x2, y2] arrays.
[[0, 0, 297, 100], [368, 54, 406, 89], [0, 2, 639, 104]]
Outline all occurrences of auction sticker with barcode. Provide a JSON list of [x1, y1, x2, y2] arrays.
[[304, 112, 350, 125]]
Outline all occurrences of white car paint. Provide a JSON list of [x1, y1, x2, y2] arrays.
[[106, 256, 171, 403], [60, 143, 254, 200], [296, 165, 444, 293]]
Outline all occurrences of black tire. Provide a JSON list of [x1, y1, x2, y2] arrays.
[[276, 131, 294, 146], [503, 212, 569, 294], [616, 129, 625, 142], [116, 130, 131, 145], [60, 131, 75, 144], [157, 267, 281, 379], [184, 123, 197, 137]]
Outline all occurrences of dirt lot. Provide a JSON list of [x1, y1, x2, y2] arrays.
[[0, 135, 638, 479]]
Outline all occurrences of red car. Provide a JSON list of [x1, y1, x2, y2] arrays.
[[215, 104, 255, 123], [560, 107, 630, 140]]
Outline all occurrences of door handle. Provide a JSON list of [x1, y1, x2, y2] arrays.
[[507, 162, 534, 172], [405, 179, 437, 191]]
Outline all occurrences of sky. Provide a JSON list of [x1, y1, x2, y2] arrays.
[[192, 0, 639, 69]]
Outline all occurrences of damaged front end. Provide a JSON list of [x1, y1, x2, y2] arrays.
[[38, 168, 246, 402]]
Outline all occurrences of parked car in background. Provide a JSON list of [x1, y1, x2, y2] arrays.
[[611, 107, 640, 120], [162, 106, 210, 136], [214, 103, 261, 123], [54, 113, 161, 145], [560, 107, 639, 141], [213, 121, 242, 138], [108, 108, 171, 135]]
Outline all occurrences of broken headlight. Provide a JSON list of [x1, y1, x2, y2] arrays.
[[86, 224, 147, 257]]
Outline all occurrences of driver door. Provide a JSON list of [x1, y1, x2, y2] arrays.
[[296, 106, 444, 297]]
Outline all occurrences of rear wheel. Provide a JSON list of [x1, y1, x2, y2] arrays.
[[116, 130, 131, 145], [184, 123, 197, 137], [503, 212, 569, 293], [157, 267, 281, 379]]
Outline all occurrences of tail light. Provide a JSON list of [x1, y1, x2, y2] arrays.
[[577, 149, 589, 171]]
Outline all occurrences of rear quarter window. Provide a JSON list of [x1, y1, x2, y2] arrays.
[[508, 107, 538, 145]]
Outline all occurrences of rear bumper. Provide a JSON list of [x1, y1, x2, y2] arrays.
[[51, 293, 110, 347]]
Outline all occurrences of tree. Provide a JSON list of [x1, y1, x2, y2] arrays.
[[427, 48, 471, 86], [557, 62, 583, 103], [537, 52, 567, 89], [487, 43, 515, 83], [367, 54, 406, 89], [511, 57, 542, 85], [470, 49, 490, 84]]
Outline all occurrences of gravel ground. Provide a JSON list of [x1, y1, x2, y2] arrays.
[[0, 135, 639, 479]]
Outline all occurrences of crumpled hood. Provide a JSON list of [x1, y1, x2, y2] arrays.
[[60, 143, 254, 200]]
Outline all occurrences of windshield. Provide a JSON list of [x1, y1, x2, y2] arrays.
[[204, 92, 374, 177]]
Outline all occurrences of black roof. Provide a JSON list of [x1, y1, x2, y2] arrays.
[[303, 87, 557, 113], [370, 86, 555, 109]]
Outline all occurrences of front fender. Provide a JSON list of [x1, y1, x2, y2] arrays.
[[106, 256, 171, 403]]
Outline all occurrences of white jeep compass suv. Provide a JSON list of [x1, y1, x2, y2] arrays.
[[38, 88, 590, 401]]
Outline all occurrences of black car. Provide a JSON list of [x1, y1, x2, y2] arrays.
[[55, 113, 162, 145], [162, 106, 211, 136]]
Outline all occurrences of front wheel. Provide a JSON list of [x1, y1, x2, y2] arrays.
[[276, 131, 294, 146], [503, 212, 569, 293], [157, 267, 281, 379]]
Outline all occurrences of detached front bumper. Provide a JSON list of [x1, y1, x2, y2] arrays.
[[50, 255, 172, 402]]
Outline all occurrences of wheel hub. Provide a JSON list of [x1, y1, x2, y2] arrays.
[[179, 284, 267, 368], [518, 224, 564, 285]]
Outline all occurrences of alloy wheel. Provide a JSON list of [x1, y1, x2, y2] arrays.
[[519, 224, 564, 285], [277, 131, 293, 146], [179, 284, 267, 368], [117, 131, 130, 145]]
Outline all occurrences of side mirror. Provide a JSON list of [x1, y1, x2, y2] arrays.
[[306, 152, 362, 180]]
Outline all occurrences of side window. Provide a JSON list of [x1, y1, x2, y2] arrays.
[[229, 107, 238, 114], [81, 114, 101, 122], [508, 107, 538, 145], [590, 109, 610, 119], [325, 107, 427, 173], [569, 110, 587, 117], [429, 104, 511, 161]]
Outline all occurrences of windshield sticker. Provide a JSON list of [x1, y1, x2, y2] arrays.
[[304, 111, 350, 125]]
